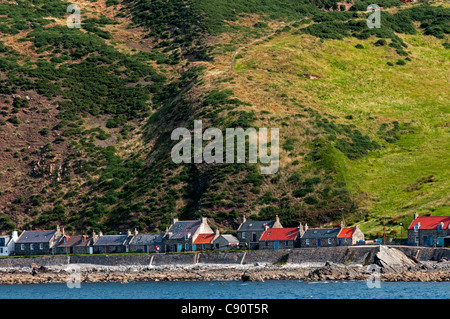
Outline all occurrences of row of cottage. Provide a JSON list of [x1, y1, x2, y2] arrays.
[[1, 213, 449, 256]]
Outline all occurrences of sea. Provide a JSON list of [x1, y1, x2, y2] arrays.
[[0, 280, 448, 299]]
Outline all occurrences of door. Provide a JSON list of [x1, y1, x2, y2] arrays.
[[338, 238, 342, 246], [274, 241, 279, 250], [177, 244, 182, 252], [106, 246, 110, 253], [192, 244, 196, 251], [317, 239, 321, 247], [423, 236, 428, 246]]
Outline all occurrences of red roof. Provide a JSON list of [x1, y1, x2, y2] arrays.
[[260, 228, 299, 241], [408, 216, 450, 230], [338, 227, 355, 239], [193, 233, 215, 244]]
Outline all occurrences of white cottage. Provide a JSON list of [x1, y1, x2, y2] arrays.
[[0, 231, 18, 256]]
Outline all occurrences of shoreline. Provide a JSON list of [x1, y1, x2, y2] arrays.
[[1, 261, 450, 285]]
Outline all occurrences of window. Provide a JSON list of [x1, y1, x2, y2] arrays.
[[39, 243, 44, 250], [265, 241, 268, 247], [185, 244, 189, 251], [415, 236, 419, 244], [414, 223, 420, 232], [305, 239, 310, 246], [328, 238, 332, 245], [242, 232, 246, 239], [184, 234, 189, 240], [285, 241, 290, 246], [0, 238, 5, 246], [30, 244, 34, 250], [21, 244, 24, 250], [0, 248, 3, 254]]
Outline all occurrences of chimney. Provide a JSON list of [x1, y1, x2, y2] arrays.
[[134, 228, 138, 236], [99, 231, 103, 237], [413, 213, 419, 220], [171, 218, 179, 225], [275, 215, 280, 223], [62, 227, 65, 237], [242, 216, 247, 223], [264, 223, 269, 231], [304, 224, 309, 231], [127, 229, 132, 236], [201, 217, 208, 224], [12, 231, 18, 241]]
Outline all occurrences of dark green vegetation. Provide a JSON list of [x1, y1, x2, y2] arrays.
[[0, 0, 448, 237]]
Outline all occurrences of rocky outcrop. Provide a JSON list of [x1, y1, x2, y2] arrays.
[[1, 260, 449, 285], [374, 246, 419, 273]]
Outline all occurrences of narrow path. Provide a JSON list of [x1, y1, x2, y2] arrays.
[[228, 20, 302, 72]]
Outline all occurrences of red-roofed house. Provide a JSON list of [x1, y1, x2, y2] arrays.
[[407, 214, 450, 246], [259, 226, 301, 250], [337, 225, 365, 246], [193, 232, 217, 251]]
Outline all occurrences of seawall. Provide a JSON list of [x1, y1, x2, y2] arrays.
[[1, 246, 448, 269]]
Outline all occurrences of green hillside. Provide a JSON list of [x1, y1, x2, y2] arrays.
[[0, 0, 448, 239]]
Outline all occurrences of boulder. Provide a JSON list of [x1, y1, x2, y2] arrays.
[[241, 271, 264, 282], [374, 246, 418, 273]]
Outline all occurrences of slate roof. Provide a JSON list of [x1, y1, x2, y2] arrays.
[[408, 216, 450, 230], [93, 234, 132, 246], [57, 235, 91, 247], [129, 234, 163, 246], [167, 221, 202, 239], [16, 230, 57, 243], [302, 228, 340, 239], [238, 220, 275, 232], [260, 227, 299, 241], [220, 234, 239, 244]]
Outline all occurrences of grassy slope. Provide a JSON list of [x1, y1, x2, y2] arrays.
[[229, 32, 449, 237]]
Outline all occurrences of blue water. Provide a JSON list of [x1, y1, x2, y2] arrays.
[[0, 280, 448, 299]]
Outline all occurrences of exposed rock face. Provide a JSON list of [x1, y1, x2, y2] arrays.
[[374, 246, 419, 273], [241, 271, 264, 282]]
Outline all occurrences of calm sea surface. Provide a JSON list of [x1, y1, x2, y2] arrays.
[[0, 280, 449, 299]]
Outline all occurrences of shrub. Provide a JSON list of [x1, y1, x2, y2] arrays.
[[374, 39, 387, 46]]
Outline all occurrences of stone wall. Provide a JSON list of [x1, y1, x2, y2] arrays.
[[152, 253, 196, 266], [197, 251, 244, 264], [0, 246, 448, 268], [70, 254, 151, 266], [288, 246, 379, 265], [395, 246, 450, 261], [0, 255, 69, 268]]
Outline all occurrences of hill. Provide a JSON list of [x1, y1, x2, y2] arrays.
[[0, 0, 448, 239]]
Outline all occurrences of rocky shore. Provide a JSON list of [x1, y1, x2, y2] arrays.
[[0, 247, 449, 285]]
